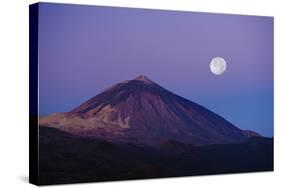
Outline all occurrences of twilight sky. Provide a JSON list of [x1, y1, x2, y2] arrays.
[[38, 3, 273, 136]]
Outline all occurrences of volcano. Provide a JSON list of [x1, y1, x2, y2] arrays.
[[40, 75, 257, 145]]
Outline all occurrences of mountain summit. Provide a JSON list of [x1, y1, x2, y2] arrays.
[[40, 75, 256, 145], [134, 75, 154, 84]]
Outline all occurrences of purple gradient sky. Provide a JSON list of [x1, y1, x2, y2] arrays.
[[38, 3, 273, 136]]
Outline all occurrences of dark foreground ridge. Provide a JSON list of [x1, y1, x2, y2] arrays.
[[39, 127, 273, 185]]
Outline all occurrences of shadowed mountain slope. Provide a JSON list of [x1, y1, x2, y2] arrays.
[[40, 75, 257, 145]]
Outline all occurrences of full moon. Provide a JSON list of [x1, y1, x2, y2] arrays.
[[210, 57, 227, 75]]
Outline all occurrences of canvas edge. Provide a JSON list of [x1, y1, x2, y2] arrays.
[[29, 3, 39, 186]]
